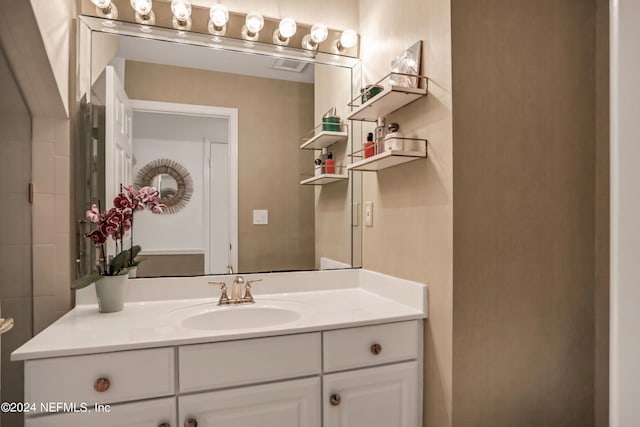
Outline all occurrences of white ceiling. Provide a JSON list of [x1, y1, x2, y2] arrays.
[[114, 34, 315, 84]]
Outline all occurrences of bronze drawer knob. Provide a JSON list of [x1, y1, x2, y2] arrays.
[[371, 343, 382, 355], [184, 418, 198, 427], [158, 423, 171, 427], [93, 377, 110, 392], [330, 393, 342, 406]]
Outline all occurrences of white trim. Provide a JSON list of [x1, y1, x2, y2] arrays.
[[139, 249, 204, 255], [202, 138, 211, 274], [610, 1, 640, 425], [129, 99, 239, 275]]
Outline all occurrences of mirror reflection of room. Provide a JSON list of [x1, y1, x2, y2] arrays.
[[85, 31, 357, 278]]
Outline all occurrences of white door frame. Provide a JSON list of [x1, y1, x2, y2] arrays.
[[129, 99, 239, 274]]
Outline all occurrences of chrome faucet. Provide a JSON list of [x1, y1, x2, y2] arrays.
[[209, 276, 262, 305]]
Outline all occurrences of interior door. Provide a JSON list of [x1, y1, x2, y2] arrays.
[[206, 138, 230, 274], [105, 66, 133, 256]]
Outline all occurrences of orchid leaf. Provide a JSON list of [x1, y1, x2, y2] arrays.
[[110, 249, 131, 275], [71, 272, 102, 290]]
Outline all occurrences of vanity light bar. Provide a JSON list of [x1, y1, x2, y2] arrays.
[[87, 0, 358, 56]]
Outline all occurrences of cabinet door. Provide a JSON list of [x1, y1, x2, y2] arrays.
[[25, 397, 176, 427], [323, 361, 418, 427], [179, 377, 320, 427]]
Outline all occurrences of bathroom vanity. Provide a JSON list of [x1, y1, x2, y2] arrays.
[[12, 269, 427, 427]]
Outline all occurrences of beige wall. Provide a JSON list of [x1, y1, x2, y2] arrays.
[[124, 60, 316, 273], [137, 254, 204, 277], [595, 0, 610, 424], [358, 1, 454, 426], [30, 0, 75, 115], [451, 1, 601, 426]]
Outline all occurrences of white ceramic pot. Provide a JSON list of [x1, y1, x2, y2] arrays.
[[95, 274, 128, 313], [128, 266, 138, 279]]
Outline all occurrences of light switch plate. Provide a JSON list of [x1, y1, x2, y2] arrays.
[[253, 209, 269, 225], [364, 201, 373, 227]]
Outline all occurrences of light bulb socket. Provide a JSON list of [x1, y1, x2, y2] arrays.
[[208, 21, 227, 36], [135, 10, 156, 25], [241, 25, 259, 41], [273, 29, 290, 46], [172, 16, 192, 31], [302, 34, 318, 51], [95, 3, 118, 20]]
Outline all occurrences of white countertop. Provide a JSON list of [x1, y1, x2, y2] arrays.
[[12, 269, 427, 361]]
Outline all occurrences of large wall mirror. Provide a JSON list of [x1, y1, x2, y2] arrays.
[[75, 16, 363, 278]]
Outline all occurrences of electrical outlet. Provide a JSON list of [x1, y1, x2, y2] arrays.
[[364, 201, 373, 227], [253, 209, 268, 225]]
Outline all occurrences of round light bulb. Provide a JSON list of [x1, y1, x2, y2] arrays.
[[310, 23, 328, 44], [171, 0, 191, 22], [339, 29, 358, 49], [278, 18, 297, 39], [209, 4, 229, 27], [91, 0, 112, 8], [245, 12, 264, 34], [130, 0, 152, 16]]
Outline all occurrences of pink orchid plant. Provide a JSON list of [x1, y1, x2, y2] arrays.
[[71, 186, 165, 289]]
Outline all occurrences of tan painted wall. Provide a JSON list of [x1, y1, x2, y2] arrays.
[[358, 1, 454, 426], [124, 60, 315, 273], [451, 1, 600, 426], [30, 0, 75, 115], [595, 0, 610, 425], [137, 254, 204, 277]]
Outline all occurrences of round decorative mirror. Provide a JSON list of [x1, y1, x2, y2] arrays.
[[135, 159, 193, 214]]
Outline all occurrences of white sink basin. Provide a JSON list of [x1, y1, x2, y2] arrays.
[[173, 301, 306, 331]]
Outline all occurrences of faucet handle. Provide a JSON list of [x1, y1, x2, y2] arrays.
[[209, 281, 230, 305], [242, 279, 262, 303]]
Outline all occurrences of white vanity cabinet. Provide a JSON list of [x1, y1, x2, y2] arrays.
[[322, 322, 421, 427], [24, 397, 176, 427], [323, 362, 418, 427], [179, 377, 321, 427], [22, 321, 422, 427]]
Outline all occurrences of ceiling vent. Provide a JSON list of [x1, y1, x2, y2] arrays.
[[270, 58, 308, 73]]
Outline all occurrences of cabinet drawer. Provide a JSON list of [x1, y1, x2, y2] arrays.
[[25, 348, 175, 408], [179, 333, 321, 393], [323, 321, 419, 372], [25, 397, 176, 427]]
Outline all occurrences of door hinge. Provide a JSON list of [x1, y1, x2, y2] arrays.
[[28, 183, 33, 204]]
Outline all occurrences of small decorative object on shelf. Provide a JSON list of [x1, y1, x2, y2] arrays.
[[389, 41, 422, 89], [347, 73, 428, 122], [348, 40, 427, 122], [71, 185, 165, 312], [301, 165, 348, 185], [322, 106, 341, 131], [348, 138, 427, 172]]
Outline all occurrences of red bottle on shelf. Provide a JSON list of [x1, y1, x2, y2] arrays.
[[325, 152, 335, 174], [364, 132, 375, 158]]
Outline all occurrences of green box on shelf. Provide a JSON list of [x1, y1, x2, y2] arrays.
[[322, 116, 341, 132]]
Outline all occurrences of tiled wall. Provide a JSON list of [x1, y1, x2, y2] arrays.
[[31, 117, 73, 334], [0, 111, 32, 427]]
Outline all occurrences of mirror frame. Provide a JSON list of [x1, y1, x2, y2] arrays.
[[74, 15, 363, 278], [134, 158, 194, 214]]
